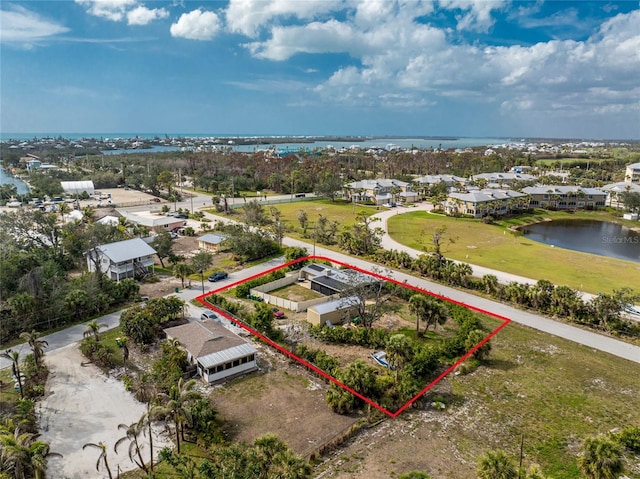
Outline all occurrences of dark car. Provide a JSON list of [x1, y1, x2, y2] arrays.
[[174, 213, 188, 219], [272, 308, 285, 319], [208, 271, 228, 282]]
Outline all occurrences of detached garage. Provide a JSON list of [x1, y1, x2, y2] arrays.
[[307, 296, 361, 327], [61, 180, 95, 196]]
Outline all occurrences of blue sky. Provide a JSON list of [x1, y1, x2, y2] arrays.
[[1, 1, 639, 139]]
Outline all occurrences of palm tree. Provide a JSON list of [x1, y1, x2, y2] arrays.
[[578, 435, 624, 479], [0, 423, 61, 479], [57, 202, 69, 222], [114, 420, 147, 473], [409, 293, 429, 335], [476, 449, 517, 479], [189, 250, 214, 294], [1, 349, 24, 399], [172, 262, 193, 289], [83, 441, 113, 479], [83, 319, 107, 341], [151, 378, 200, 454], [82, 205, 95, 223], [19, 330, 48, 370]]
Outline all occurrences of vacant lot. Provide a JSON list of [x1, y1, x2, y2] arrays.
[[313, 318, 640, 479], [387, 210, 639, 294], [210, 345, 360, 458]]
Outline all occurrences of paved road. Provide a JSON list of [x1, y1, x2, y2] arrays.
[[3, 197, 638, 369]]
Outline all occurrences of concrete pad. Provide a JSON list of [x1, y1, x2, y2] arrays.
[[38, 344, 171, 479]]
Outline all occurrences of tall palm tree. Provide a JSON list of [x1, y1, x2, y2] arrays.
[[172, 262, 193, 289], [578, 435, 624, 479], [151, 378, 200, 454], [409, 293, 429, 335], [1, 349, 24, 399], [114, 420, 147, 473], [189, 250, 214, 294], [19, 330, 48, 370], [476, 449, 517, 479], [57, 202, 69, 223], [83, 320, 107, 341], [82, 441, 113, 479]]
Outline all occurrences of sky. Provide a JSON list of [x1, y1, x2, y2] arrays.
[[0, 0, 639, 139]]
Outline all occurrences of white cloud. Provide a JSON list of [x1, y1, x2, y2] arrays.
[[127, 6, 169, 25], [170, 9, 221, 40], [438, 0, 508, 32], [75, 0, 137, 22], [225, 0, 342, 37], [0, 5, 70, 43]]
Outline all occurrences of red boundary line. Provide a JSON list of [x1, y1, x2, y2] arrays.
[[196, 255, 510, 418]]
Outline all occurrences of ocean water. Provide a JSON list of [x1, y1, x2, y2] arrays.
[[0, 167, 29, 194]]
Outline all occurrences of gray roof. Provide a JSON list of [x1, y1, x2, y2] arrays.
[[522, 185, 606, 195], [97, 237, 156, 263], [627, 162, 640, 169], [448, 189, 525, 204], [601, 182, 640, 193], [414, 174, 466, 185], [198, 233, 227, 245], [165, 320, 256, 368], [309, 296, 361, 315], [346, 178, 409, 189]]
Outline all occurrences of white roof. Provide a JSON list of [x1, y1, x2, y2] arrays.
[[198, 343, 257, 369], [308, 296, 361, 315], [96, 237, 156, 263], [61, 180, 95, 193], [601, 182, 640, 193], [346, 179, 409, 189], [97, 215, 120, 226]]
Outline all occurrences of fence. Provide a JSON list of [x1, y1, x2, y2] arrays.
[[250, 273, 336, 313]]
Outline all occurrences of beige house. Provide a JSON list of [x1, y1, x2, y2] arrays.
[[197, 233, 227, 252], [164, 320, 258, 384], [625, 162, 640, 184], [343, 179, 419, 205], [445, 189, 528, 218], [521, 186, 606, 210]]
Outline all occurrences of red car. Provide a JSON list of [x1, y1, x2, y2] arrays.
[[272, 308, 285, 319]]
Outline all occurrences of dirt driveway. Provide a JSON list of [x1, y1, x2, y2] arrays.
[[38, 345, 171, 479]]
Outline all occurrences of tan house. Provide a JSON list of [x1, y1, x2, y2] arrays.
[[445, 189, 528, 218], [197, 233, 227, 253], [521, 186, 606, 210], [343, 179, 419, 205], [625, 162, 640, 184], [164, 320, 258, 384]]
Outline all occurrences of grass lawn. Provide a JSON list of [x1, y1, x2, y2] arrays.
[[271, 199, 377, 236], [387, 210, 639, 294], [448, 317, 640, 479], [269, 283, 324, 301]]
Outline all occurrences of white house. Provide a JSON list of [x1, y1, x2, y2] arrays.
[[343, 179, 419, 205], [86, 237, 156, 281], [164, 320, 258, 384]]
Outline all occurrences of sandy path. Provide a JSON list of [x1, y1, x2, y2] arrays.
[[38, 344, 171, 479]]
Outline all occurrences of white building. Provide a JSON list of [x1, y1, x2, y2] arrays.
[[165, 320, 258, 384], [86, 237, 156, 281]]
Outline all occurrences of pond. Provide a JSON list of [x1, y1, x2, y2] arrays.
[[521, 219, 640, 263]]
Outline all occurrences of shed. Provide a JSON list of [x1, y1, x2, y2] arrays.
[[197, 233, 227, 252], [307, 296, 361, 326]]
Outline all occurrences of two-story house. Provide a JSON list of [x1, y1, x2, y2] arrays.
[[343, 179, 419, 205], [86, 237, 156, 281]]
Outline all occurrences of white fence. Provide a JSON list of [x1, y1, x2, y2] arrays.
[[250, 273, 336, 313]]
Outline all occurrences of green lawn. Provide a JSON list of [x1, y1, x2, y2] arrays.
[[387, 210, 639, 294], [271, 199, 377, 236], [269, 283, 324, 301]]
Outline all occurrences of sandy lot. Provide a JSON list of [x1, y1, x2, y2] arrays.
[[38, 344, 171, 479]]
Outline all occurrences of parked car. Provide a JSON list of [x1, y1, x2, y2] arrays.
[[200, 311, 219, 321], [272, 308, 286, 319], [208, 271, 228, 282], [174, 213, 188, 219]]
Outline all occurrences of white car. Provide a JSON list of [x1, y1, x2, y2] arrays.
[[200, 311, 219, 321]]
